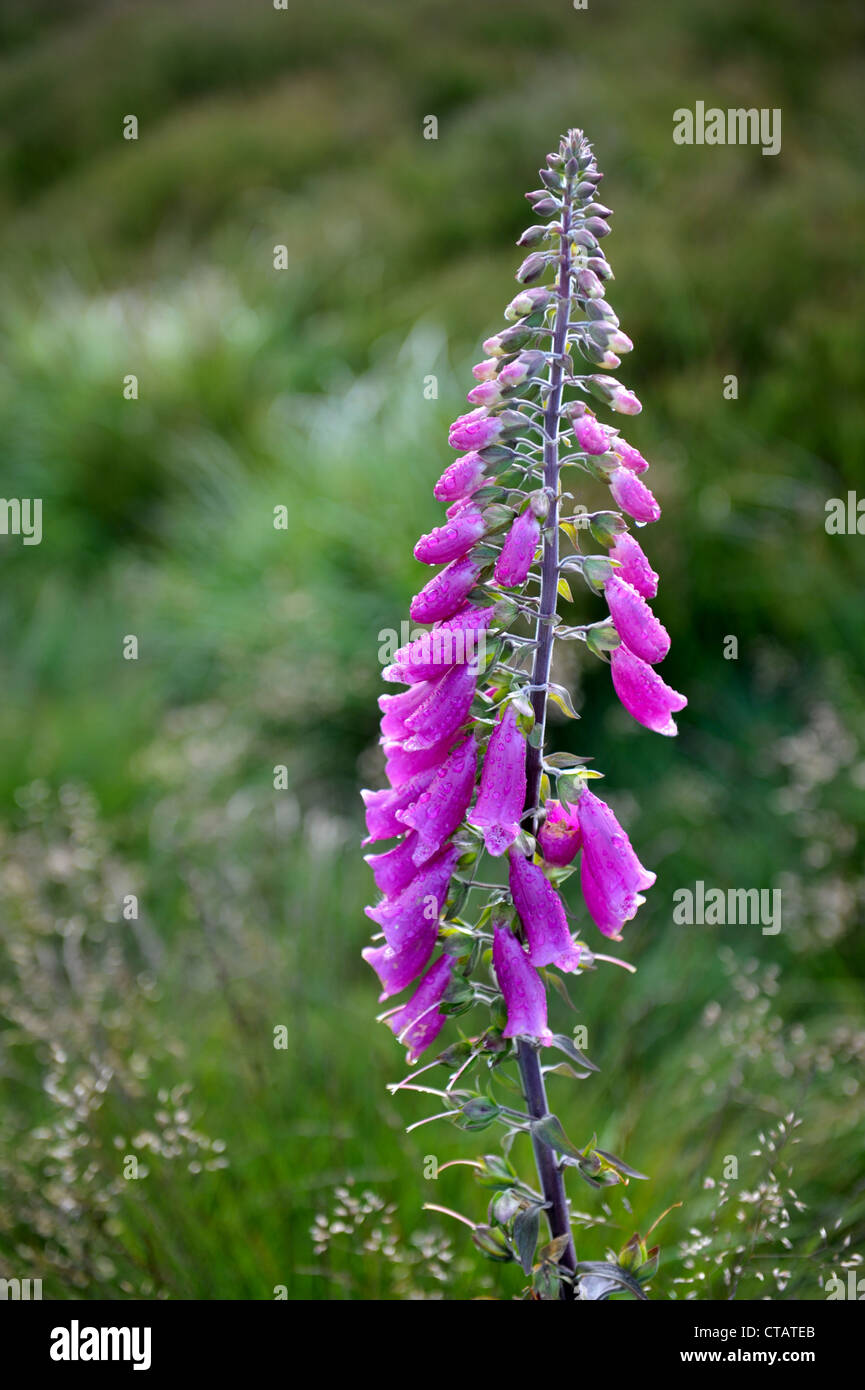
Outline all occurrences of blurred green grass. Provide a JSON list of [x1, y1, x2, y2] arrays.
[[0, 0, 863, 1299]]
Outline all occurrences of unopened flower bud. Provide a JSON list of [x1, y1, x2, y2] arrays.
[[574, 414, 610, 455], [586, 374, 640, 412], [539, 169, 562, 190], [472, 357, 499, 381], [525, 189, 559, 213], [609, 466, 659, 521], [587, 256, 613, 280], [575, 181, 596, 199], [585, 217, 611, 239], [565, 157, 579, 177], [575, 268, 605, 299], [516, 252, 549, 285], [528, 489, 550, 520], [497, 409, 532, 434], [587, 321, 617, 349], [572, 227, 599, 251], [588, 510, 628, 546], [448, 408, 503, 451], [497, 349, 545, 389], [614, 440, 649, 474], [467, 379, 503, 407], [607, 330, 633, 354], [585, 300, 618, 323], [577, 334, 617, 367], [516, 224, 548, 247], [504, 287, 553, 321], [496, 324, 538, 352], [610, 387, 642, 415]]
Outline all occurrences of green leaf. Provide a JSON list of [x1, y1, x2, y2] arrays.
[[581, 555, 615, 590], [542, 1061, 583, 1081], [541, 970, 576, 1012], [595, 1149, 649, 1181], [474, 1154, 519, 1190], [547, 683, 580, 719], [482, 503, 516, 529], [544, 751, 592, 769], [549, 1033, 599, 1072], [574, 1261, 648, 1301], [585, 622, 621, 657], [513, 1206, 541, 1275], [529, 1113, 584, 1160]]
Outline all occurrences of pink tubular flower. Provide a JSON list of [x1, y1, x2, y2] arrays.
[[387, 955, 454, 1061], [614, 440, 649, 474], [467, 703, 526, 856], [609, 465, 661, 523], [434, 451, 487, 503], [361, 765, 438, 843], [379, 680, 437, 738], [414, 506, 487, 565], [398, 734, 477, 865], [574, 414, 610, 455], [537, 800, 582, 866], [609, 532, 658, 599], [577, 787, 656, 929], [448, 408, 503, 452], [580, 854, 631, 938], [604, 573, 670, 665], [364, 832, 423, 898], [494, 508, 540, 587], [363, 925, 438, 1000], [492, 922, 553, 1044], [365, 843, 458, 949], [610, 643, 687, 736], [410, 554, 482, 624], [508, 848, 581, 972], [384, 604, 493, 685], [383, 735, 453, 788], [399, 660, 477, 751]]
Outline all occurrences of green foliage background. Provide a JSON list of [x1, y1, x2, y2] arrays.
[[0, 0, 863, 1299]]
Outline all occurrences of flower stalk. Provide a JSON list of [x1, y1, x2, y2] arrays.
[[361, 128, 686, 1300], [515, 187, 577, 1288]]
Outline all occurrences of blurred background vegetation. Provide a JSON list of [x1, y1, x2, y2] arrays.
[[0, 0, 863, 1300]]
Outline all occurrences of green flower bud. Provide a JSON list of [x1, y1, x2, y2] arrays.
[[588, 511, 628, 546]]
